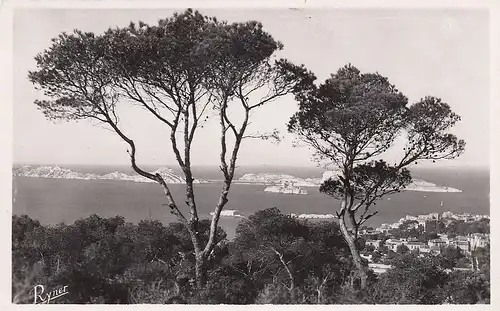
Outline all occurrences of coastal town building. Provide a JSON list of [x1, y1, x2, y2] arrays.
[[360, 254, 372, 261], [418, 213, 440, 221], [382, 238, 442, 254], [428, 238, 447, 248], [442, 211, 454, 218], [468, 233, 489, 249], [365, 239, 381, 249], [377, 224, 391, 233], [405, 215, 418, 221], [457, 241, 470, 253], [418, 245, 432, 254], [359, 228, 377, 235], [406, 241, 427, 252], [437, 233, 448, 240], [385, 239, 404, 252], [368, 263, 392, 274]]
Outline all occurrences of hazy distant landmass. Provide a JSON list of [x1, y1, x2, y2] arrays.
[[13, 165, 462, 193], [210, 210, 246, 218], [238, 173, 320, 187], [264, 184, 308, 195], [12, 165, 206, 184], [237, 172, 462, 193]]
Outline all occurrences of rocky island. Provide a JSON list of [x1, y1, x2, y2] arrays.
[[237, 170, 462, 193], [13, 165, 206, 184], [13, 165, 462, 193], [404, 179, 462, 193], [13, 165, 100, 180], [290, 213, 336, 219], [209, 210, 245, 218], [264, 182, 308, 195], [237, 173, 320, 187]]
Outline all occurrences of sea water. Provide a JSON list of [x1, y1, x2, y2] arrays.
[[12, 166, 489, 240]]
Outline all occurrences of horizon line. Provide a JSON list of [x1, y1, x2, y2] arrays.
[[12, 161, 491, 170]]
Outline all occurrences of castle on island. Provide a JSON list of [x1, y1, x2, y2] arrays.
[[264, 181, 307, 195]]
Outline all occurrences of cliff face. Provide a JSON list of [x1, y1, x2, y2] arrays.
[[12, 165, 205, 184]]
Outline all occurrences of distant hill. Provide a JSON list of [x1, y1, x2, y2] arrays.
[[12, 164, 463, 192], [12, 165, 206, 184], [237, 171, 462, 193]]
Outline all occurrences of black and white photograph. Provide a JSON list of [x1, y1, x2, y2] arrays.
[[3, 0, 496, 306]]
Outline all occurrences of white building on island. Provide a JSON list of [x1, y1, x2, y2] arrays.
[[264, 181, 307, 195]]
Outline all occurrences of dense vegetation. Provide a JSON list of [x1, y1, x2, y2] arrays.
[[12, 210, 489, 304]]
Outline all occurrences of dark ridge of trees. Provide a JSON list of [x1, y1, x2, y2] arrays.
[[12, 211, 489, 304]]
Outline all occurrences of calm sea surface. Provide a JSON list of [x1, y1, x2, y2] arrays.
[[12, 166, 489, 239]]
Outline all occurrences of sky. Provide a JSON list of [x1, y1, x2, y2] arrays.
[[13, 8, 490, 168]]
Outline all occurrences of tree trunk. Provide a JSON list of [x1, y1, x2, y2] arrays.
[[194, 254, 208, 289], [174, 280, 181, 296], [316, 281, 323, 304], [338, 211, 367, 289]]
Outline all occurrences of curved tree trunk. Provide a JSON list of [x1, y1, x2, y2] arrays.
[[338, 210, 367, 290]]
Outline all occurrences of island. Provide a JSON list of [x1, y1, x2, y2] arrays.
[[237, 173, 320, 187], [13, 165, 462, 193], [209, 210, 245, 218], [237, 171, 462, 193], [404, 179, 462, 193], [290, 213, 336, 219], [12, 165, 207, 184], [264, 181, 308, 195]]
